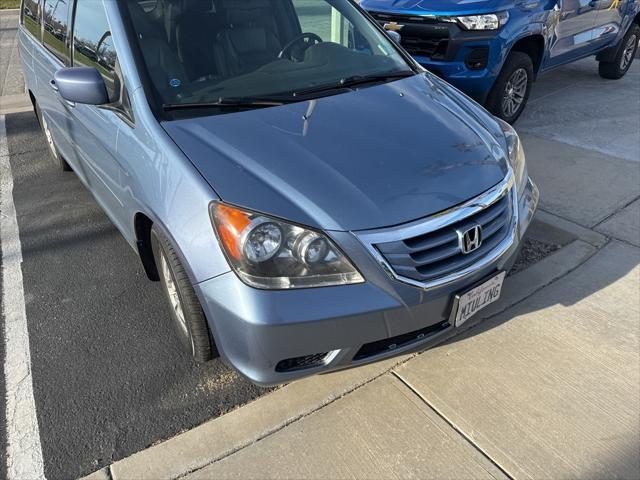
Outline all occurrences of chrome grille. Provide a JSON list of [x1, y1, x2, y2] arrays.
[[355, 174, 517, 290], [376, 193, 512, 282]]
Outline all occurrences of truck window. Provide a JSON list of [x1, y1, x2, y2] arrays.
[[21, 0, 41, 40], [73, 0, 120, 103], [42, 0, 70, 62]]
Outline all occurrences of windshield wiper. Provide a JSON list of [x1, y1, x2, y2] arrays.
[[163, 96, 293, 112], [293, 70, 416, 97]]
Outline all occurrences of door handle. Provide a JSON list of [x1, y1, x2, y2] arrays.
[[50, 79, 75, 108]]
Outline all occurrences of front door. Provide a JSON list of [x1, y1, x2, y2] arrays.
[[546, 0, 602, 67], [66, 0, 131, 233]]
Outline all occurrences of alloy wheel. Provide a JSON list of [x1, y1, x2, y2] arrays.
[[502, 68, 528, 118], [620, 34, 638, 71], [41, 115, 58, 159], [159, 249, 194, 354]]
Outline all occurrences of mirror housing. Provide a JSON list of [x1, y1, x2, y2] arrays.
[[386, 30, 401, 44], [53, 67, 109, 105]]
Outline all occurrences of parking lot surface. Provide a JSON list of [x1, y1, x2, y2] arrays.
[[2, 112, 268, 479]]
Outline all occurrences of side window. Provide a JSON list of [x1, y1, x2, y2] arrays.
[[21, 0, 41, 39], [292, 1, 332, 41], [42, 0, 70, 61], [292, 1, 356, 49], [73, 0, 120, 103]]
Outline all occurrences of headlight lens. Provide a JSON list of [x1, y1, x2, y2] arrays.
[[210, 203, 364, 289], [497, 118, 527, 196], [456, 12, 508, 30]]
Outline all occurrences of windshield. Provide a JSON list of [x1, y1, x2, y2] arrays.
[[125, 0, 413, 113]]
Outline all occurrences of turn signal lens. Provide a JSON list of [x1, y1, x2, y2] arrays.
[[497, 118, 528, 197], [213, 203, 251, 260], [210, 202, 364, 289]]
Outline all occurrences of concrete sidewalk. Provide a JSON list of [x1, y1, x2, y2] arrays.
[[187, 240, 639, 480], [0, 10, 30, 114], [86, 59, 640, 480]]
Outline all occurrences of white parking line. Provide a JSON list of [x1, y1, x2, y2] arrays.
[[0, 115, 46, 479]]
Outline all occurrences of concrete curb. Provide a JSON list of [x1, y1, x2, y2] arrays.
[[81, 214, 602, 480], [0, 93, 32, 116], [534, 209, 608, 248], [110, 355, 414, 480]]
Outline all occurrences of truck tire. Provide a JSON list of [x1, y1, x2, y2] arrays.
[[599, 24, 639, 80], [486, 51, 534, 124], [35, 101, 73, 172], [151, 225, 215, 363]]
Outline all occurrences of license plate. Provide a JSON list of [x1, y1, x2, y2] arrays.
[[452, 272, 506, 327]]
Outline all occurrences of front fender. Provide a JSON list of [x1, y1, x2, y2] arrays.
[[502, 22, 549, 75]]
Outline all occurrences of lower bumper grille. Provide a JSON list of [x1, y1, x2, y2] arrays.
[[276, 352, 328, 372], [353, 320, 449, 361]]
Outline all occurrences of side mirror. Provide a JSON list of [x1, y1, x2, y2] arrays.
[[53, 67, 109, 105], [386, 30, 401, 44]]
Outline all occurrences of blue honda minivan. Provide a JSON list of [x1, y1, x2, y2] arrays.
[[19, 0, 538, 385]]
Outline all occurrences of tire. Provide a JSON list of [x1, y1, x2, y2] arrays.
[[486, 51, 534, 124], [151, 226, 214, 362], [34, 101, 73, 172], [598, 24, 639, 80]]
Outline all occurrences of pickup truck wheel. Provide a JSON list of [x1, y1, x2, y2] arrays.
[[486, 51, 533, 124], [35, 102, 72, 172], [151, 226, 214, 363], [599, 24, 639, 79]]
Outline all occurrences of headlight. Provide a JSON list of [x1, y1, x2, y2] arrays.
[[455, 12, 508, 30], [497, 118, 527, 196], [210, 203, 364, 289]]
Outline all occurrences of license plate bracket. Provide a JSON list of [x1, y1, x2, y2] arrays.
[[449, 271, 506, 328]]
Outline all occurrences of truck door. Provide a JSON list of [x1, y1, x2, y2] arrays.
[[547, 0, 602, 67], [590, 0, 629, 49]]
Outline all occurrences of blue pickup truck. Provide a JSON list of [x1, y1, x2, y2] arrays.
[[361, 0, 640, 122]]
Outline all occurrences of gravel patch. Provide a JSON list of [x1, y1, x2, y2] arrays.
[[510, 237, 562, 276]]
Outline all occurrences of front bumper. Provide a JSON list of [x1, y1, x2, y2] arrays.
[[367, 10, 506, 103], [196, 178, 538, 386]]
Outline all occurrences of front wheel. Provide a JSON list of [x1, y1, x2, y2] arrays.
[[34, 101, 72, 172], [151, 226, 215, 362], [598, 24, 639, 79], [486, 51, 534, 124]]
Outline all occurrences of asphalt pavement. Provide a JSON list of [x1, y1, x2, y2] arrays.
[[1, 251, 6, 480], [2, 111, 268, 479]]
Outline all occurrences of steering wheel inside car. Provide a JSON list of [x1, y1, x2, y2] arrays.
[[278, 32, 323, 61]]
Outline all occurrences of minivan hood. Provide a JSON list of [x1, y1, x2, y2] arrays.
[[360, 0, 512, 16], [162, 73, 508, 232]]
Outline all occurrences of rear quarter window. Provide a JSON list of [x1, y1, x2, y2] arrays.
[[42, 0, 70, 62], [21, 0, 41, 39]]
